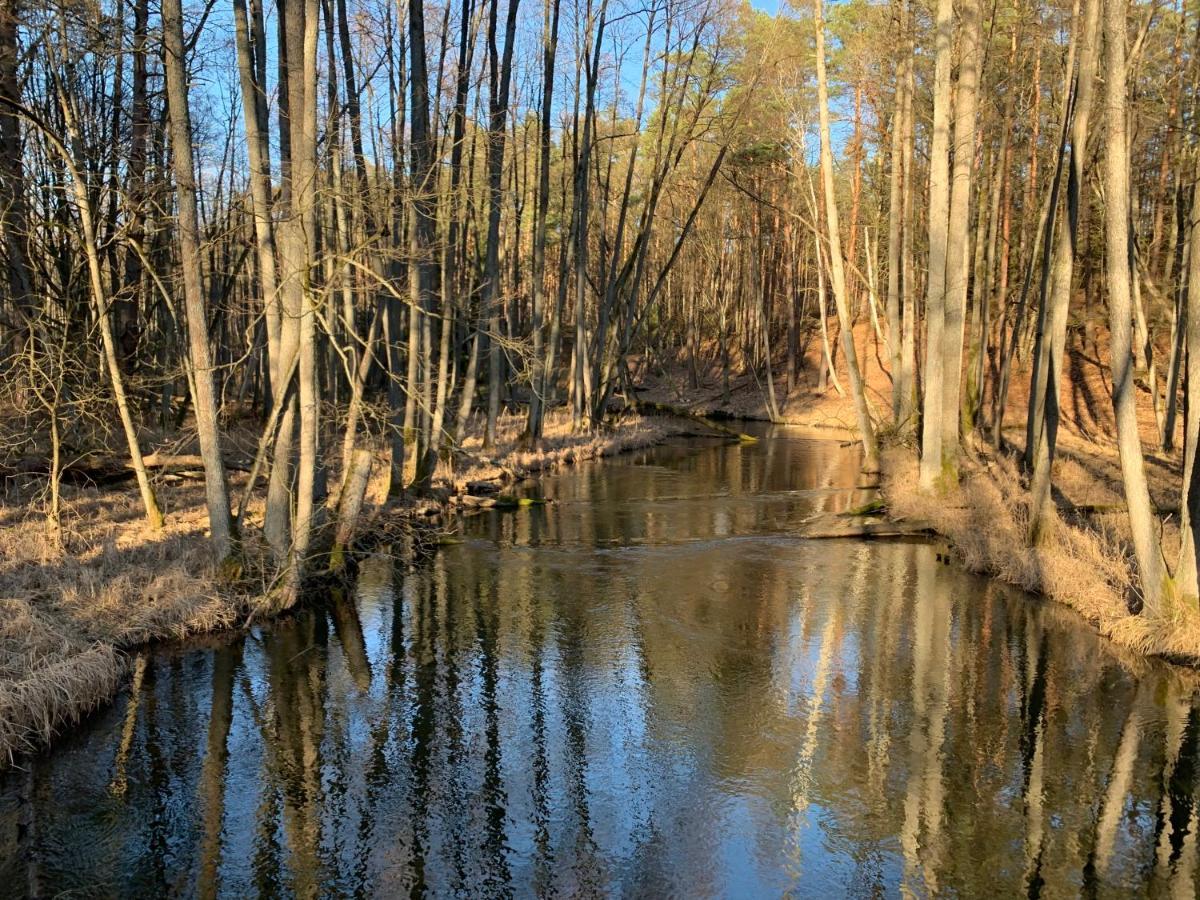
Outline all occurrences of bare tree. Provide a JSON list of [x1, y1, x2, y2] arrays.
[[812, 0, 877, 471], [163, 0, 236, 561]]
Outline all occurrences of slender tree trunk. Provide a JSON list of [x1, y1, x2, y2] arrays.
[[898, 13, 918, 431], [1176, 152, 1200, 600], [430, 0, 476, 460], [525, 0, 563, 446], [0, 0, 33, 337], [1028, 0, 1100, 544], [164, 0, 236, 562], [265, 0, 300, 557], [481, 0, 522, 446], [940, 0, 982, 468], [813, 0, 877, 470], [885, 0, 908, 420], [272, 0, 321, 602], [58, 119, 164, 529], [1103, 0, 1169, 612], [1164, 191, 1188, 451], [233, 0, 280, 387], [919, 0, 955, 489], [408, 0, 440, 488]]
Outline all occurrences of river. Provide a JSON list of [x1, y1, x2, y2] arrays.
[[1, 425, 1197, 897]]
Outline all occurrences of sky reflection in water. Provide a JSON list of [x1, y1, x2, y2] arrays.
[[1, 428, 1197, 898]]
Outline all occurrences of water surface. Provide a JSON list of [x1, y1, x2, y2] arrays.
[[2, 426, 1198, 898]]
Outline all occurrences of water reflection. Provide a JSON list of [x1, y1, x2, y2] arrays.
[[2, 429, 1199, 897]]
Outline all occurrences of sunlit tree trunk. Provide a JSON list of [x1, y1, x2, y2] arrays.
[[1102, 0, 1169, 612], [274, 0, 321, 602], [1028, 0, 1099, 544], [813, 0, 877, 470], [233, 0, 280, 388], [885, 0, 908, 421], [525, 0, 562, 447], [940, 0, 982, 469], [898, 11, 918, 432], [163, 0, 236, 562], [42, 82, 164, 530], [918, 0, 954, 489], [1176, 150, 1200, 600]]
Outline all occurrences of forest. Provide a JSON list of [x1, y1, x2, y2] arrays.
[[3, 0, 1200, 888]]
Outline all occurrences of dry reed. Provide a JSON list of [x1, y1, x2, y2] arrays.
[[0, 408, 683, 763]]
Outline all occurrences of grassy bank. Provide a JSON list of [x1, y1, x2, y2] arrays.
[[0, 409, 684, 764], [881, 431, 1200, 663]]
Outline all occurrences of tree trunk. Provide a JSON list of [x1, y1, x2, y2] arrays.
[[918, 0, 954, 489], [1028, 0, 1100, 544], [940, 0, 982, 468], [1176, 152, 1200, 600], [1102, 0, 1169, 612], [408, 0, 441, 489], [813, 0, 877, 470], [481, 0, 522, 446], [0, 0, 33, 337], [164, 0, 236, 562], [525, 0, 563, 446], [233, 0, 280, 388], [885, 0, 908, 421], [273, 0, 321, 603]]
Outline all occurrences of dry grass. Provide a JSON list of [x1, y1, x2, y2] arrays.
[[0, 408, 681, 763], [882, 438, 1200, 663], [0, 480, 241, 764]]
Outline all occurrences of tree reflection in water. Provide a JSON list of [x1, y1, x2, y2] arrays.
[[2, 429, 1199, 897]]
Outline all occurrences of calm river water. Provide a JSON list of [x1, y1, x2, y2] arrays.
[[2, 426, 1198, 898]]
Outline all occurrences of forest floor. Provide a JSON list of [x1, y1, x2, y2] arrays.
[[638, 320, 1200, 664], [0, 408, 686, 764]]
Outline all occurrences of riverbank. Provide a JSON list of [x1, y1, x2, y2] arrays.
[[0, 409, 686, 764], [881, 431, 1200, 662], [639, 324, 1199, 664]]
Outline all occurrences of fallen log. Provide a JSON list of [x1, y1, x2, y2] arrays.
[[2, 452, 252, 487], [799, 513, 936, 540], [628, 399, 758, 442]]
